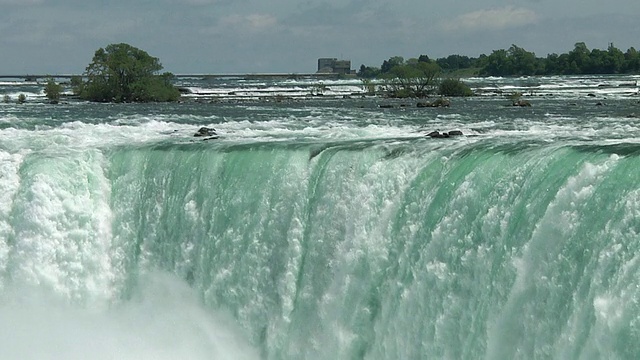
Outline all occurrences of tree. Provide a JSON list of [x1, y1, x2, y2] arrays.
[[382, 61, 440, 98], [606, 43, 625, 73], [418, 54, 431, 63], [44, 78, 63, 103], [357, 64, 380, 78], [70, 76, 84, 96], [436, 55, 473, 72], [567, 42, 590, 74], [481, 49, 512, 76], [381, 56, 405, 74], [624, 47, 640, 72], [507, 45, 539, 75], [80, 43, 180, 102]]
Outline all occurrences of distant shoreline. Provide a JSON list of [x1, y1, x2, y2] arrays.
[[0, 73, 356, 81]]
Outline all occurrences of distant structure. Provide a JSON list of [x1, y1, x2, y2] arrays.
[[317, 58, 355, 75]]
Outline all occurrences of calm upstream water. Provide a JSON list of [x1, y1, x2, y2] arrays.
[[1, 75, 640, 359]]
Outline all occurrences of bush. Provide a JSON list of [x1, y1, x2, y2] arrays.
[[44, 78, 63, 102], [438, 78, 473, 97]]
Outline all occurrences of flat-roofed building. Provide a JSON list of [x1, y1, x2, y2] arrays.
[[317, 58, 353, 75]]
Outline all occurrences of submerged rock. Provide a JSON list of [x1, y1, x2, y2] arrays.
[[426, 130, 463, 138], [194, 127, 218, 138], [512, 100, 532, 107]]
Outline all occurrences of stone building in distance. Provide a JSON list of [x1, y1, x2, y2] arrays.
[[317, 58, 355, 75]]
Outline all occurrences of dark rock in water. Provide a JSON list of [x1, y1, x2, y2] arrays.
[[194, 127, 217, 137], [512, 100, 532, 107], [177, 87, 192, 94], [432, 98, 451, 107], [596, 102, 605, 106], [379, 104, 395, 108], [426, 130, 463, 138]]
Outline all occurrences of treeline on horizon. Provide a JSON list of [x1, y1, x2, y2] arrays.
[[357, 42, 640, 78]]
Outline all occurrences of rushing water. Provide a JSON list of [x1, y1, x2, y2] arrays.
[[1, 75, 640, 359]]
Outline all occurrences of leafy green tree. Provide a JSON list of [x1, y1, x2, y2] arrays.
[[80, 43, 180, 102], [418, 54, 431, 63], [606, 43, 625, 73], [507, 45, 539, 75], [70, 76, 84, 96], [567, 42, 590, 74], [44, 78, 63, 102], [357, 64, 380, 78], [381, 56, 405, 74], [436, 55, 473, 72], [481, 49, 512, 76], [624, 47, 640, 72]]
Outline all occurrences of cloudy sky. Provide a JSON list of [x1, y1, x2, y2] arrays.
[[2, 0, 640, 74]]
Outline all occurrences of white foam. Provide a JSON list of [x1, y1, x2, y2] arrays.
[[8, 150, 115, 304], [0, 272, 259, 360]]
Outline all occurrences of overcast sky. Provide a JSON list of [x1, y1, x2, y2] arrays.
[[2, 0, 640, 74]]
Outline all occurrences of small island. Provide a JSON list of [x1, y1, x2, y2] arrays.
[[67, 43, 181, 103]]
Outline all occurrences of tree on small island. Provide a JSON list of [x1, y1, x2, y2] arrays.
[[382, 60, 440, 98], [78, 43, 180, 103], [44, 78, 63, 103]]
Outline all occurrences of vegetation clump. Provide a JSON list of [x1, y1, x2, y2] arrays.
[[358, 42, 640, 79], [438, 78, 473, 97], [380, 57, 440, 98], [78, 43, 180, 103], [17, 94, 26, 104], [44, 78, 63, 103]]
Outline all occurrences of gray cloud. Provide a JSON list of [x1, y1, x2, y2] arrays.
[[442, 7, 539, 32], [1, 0, 639, 74], [0, 0, 44, 4]]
